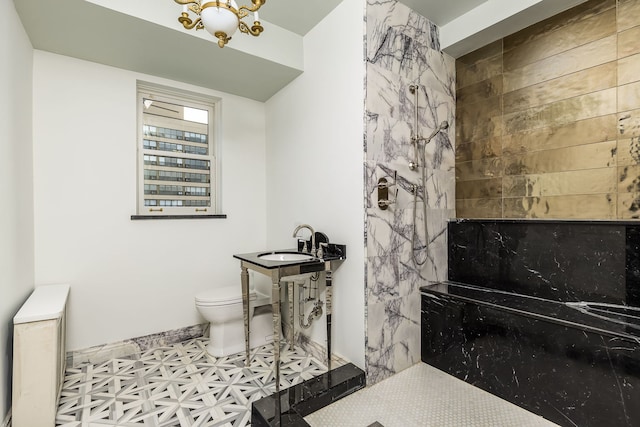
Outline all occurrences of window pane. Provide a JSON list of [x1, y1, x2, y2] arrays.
[[140, 92, 213, 212]]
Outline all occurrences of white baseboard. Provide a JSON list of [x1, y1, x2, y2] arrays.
[[2, 410, 11, 427]]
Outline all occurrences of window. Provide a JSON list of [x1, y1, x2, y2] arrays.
[[136, 84, 219, 216]]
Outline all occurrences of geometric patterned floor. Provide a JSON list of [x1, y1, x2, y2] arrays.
[[56, 338, 328, 427]]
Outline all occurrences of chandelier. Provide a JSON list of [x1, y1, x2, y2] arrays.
[[174, 0, 266, 48]]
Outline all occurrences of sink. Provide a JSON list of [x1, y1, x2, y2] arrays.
[[258, 252, 316, 262]]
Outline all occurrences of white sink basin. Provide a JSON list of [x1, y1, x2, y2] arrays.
[[258, 252, 315, 262]]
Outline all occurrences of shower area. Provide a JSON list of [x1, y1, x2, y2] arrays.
[[364, 0, 456, 384]]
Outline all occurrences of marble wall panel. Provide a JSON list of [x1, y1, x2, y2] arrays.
[[365, 0, 455, 385]]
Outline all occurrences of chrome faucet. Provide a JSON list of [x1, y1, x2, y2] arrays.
[[292, 224, 316, 257]]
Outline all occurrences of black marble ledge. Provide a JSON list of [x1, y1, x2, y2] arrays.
[[252, 363, 365, 427]]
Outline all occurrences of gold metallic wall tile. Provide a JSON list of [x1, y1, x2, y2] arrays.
[[457, 40, 503, 67], [456, 198, 502, 218], [618, 164, 640, 193], [503, 194, 616, 219], [456, 76, 503, 106], [455, 0, 640, 220], [504, 35, 616, 93], [618, 0, 640, 32], [618, 25, 640, 58], [503, 140, 617, 176], [617, 138, 640, 166], [456, 56, 503, 90], [504, 0, 615, 52], [618, 54, 640, 86], [456, 157, 503, 181], [503, 168, 616, 198], [618, 192, 640, 218], [502, 115, 617, 155], [503, 62, 616, 114], [618, 109, 640, 139], [503, 8, 616, 72], [618, 81, 640, 111], [456, 178, 503, 199], [457, 96, 503, 143], [503, 88, 616, 135], [456, 136, 502, 161]]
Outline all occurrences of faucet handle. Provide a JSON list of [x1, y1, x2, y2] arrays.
[[318, 242, 329, 259]]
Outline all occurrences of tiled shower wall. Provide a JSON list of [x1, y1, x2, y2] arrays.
[[364, 0, 456, 384], [456, 0, 640, 219]]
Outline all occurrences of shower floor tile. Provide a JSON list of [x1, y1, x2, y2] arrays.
[[304, 363, 560, 427], [55, 338, 328, 427]]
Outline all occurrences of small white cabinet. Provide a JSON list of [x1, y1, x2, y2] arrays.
[[12, 284, 70, 427]]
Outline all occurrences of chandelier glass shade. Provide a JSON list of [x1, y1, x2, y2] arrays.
[[174, 0, 265, 48]]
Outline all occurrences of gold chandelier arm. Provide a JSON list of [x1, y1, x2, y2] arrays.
[[239, 0, 266, 14], [238, 20, 264, 37]]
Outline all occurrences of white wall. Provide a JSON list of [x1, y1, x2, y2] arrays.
[[0, 0, 34, 418], [32, 52, 268, 351], [265, 0, 366, 368]]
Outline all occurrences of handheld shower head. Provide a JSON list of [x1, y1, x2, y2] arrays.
[[423, 120, 450, 143]]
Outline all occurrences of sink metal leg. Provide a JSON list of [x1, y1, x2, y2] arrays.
[[271, 280, 282, 423], [288, 281, 295, 350], [241, 266, 250, 366], [325, 270, 333, 372]]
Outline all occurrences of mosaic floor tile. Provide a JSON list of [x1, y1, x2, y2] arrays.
[[305, 363, 559, 427], [56, 338, 328, 427]]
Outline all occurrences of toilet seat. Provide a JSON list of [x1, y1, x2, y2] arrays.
[[195, 285, 256, 306]]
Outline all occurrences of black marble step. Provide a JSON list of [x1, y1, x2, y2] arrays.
[[252, 363, 366, 427]]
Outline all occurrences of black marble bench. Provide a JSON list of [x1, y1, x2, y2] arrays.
[[420, 220, 640, 427]]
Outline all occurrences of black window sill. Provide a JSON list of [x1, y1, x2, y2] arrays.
[[131, 214, 227, 220]]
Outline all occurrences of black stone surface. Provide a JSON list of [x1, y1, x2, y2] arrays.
[[251, 363, 366, 427], [421, 283, 640, 427], [448, 219, 640, 306]]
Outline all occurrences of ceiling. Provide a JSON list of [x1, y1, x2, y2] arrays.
[[13, 0, 587, 102]]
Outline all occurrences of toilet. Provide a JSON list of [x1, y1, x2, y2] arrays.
[[195, 285, 276, 357]]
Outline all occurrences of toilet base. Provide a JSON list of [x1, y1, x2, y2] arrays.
[[206, 307, 282, 357]]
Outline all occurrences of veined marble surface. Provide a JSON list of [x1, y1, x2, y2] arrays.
[[364, 0, 455, 385], [66, 323, 208, 367]]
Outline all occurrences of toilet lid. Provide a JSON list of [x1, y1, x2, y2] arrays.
[[195, 285, 256, 306]]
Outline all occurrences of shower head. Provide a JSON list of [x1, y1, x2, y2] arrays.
[[423, 121, 450, 143]]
